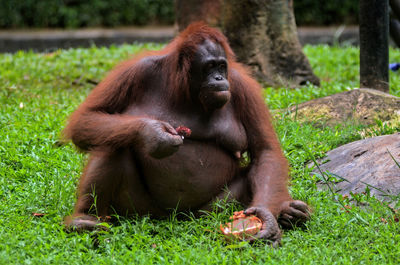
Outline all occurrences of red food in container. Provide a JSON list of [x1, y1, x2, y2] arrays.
[[220, 211, 262, 240]]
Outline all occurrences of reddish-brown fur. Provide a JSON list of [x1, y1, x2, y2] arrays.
[[63, 22, 309, 243]]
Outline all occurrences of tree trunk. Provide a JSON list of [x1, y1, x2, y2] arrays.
[[175, 0, 222, 32], [359, 0, 389, 92], [221, 0, 319, 87], [175, 0, 320, 87]]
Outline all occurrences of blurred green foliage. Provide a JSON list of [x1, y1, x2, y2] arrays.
[[0, 0, 175, 28], [294, 0, 359, 26], [0, 0, 358, 28]]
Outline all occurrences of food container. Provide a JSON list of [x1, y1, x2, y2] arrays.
[[220, 210, 262, 240]]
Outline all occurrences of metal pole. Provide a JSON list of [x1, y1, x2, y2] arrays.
[[390, 0, 400, 47], [359, 0, 389, 92]]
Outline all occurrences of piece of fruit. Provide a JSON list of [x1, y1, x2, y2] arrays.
[[220, 210, 262, 240], [176, 126, 192, 139]]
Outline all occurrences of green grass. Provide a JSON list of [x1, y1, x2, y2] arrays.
[[1, 44, 400, 264]]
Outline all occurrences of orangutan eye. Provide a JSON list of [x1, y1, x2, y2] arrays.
[[207, 62, 215, 69]]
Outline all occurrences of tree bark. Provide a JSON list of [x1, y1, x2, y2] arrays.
[[175, 0, 222, 32], [221, 0, 319, 87], [175, 0, 320, 87], [359, 0, 389, 92]]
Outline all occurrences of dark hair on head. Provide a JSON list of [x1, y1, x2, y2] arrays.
[[163, 22, 236, 105]]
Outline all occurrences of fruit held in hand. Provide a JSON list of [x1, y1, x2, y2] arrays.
[[220, 211, 262, 240], [176, 126, 192, 139]]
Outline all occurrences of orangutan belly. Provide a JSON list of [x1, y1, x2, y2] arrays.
[[138, 140, 238, 210]]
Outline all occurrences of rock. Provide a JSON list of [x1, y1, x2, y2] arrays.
[[313, 133, 400, 200], [286, 88, 400, 126]]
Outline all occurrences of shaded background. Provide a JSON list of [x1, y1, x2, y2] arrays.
[[0, 0, 358, 29]]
